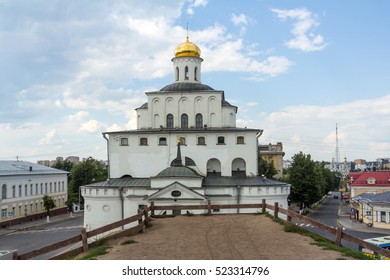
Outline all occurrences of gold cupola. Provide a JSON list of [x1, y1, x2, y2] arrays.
[[174, 36, 201, 58]]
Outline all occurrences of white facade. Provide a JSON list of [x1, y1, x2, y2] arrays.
[[82, 37, 290, 231], [0, 161, 68, 226]]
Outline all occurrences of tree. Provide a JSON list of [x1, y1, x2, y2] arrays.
[[258, 156, 277, 179], [43, 195, 55, 217], [69, 157, 107, 206], [288, 152, 319, 210], [51, 159, 74, 173], [287, 153, 342, 210]]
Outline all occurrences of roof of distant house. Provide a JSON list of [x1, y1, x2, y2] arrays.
[[349, 171, 390, 187], [352, 191, 390, 203], [0, 160, 69, 176]]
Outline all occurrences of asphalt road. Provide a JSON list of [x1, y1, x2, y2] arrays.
[[0, 214, 83, 259], [306, 192, 384, 251]]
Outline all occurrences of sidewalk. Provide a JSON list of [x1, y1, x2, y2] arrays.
[[337, 202, 390, 235], [0, 211, 83, 237]]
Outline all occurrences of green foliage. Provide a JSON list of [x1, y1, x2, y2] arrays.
[[65, 192, 78, 212], [79, 246, 111, 260], [69, 157, 108, 205], [288, 152, 317, 209], [43, 195, 55, 215], [258, 156, 277, 178], [121, 239, 137, 245], [283, 223, 372, 260], [286, 152, 340, 209], [51, 159, 74, 174]]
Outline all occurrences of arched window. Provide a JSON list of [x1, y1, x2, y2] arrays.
[[185, 66, 189, 80], [175, 67, 179, 81], [166, 114, 174, 128], [2, 184, 6, 199], [232, 158, 246, 177], [195, 113, 203, 128], [181, 114, 188, 128], [207, 158, 221, 176], [120, 137, 128, 146], [194, 67, 198, 81]]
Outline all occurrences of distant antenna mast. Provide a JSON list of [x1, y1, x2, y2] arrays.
[[335, 123, 340, 170]]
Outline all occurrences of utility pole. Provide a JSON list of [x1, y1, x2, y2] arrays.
[[335, 123, 340, 171]]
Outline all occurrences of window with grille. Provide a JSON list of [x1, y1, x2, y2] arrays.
[[171, 190, 182, 197], [140, 137, 148, 146], [197, 136, 205, 145], [217, 136, 225, 144], [237, 136, 245, 144], [120, 137, 128, 146], [159, 137, 167, 145]]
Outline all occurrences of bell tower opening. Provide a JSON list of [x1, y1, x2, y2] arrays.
[[172, 36, 203, 84]]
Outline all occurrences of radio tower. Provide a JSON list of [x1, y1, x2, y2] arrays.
[[335, 123, 340, 171]]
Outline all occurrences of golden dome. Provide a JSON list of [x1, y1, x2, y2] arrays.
[[174, 36, 201, 58]]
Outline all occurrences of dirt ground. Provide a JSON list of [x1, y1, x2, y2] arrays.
[[84, 214, 354, 260]]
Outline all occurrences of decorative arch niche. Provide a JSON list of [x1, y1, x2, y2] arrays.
[[207, 158, 221, 176]]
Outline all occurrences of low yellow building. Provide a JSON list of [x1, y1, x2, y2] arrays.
[[350, 192, 390, 229], [258, 142, 284, 179], [0, 160, 69, 227]]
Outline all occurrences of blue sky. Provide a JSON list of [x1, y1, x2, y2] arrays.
[[1, 0, 389, 163]]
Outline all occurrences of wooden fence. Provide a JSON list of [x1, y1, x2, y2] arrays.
[[12, 207, 151, 260], [10, 200, 390, 260]]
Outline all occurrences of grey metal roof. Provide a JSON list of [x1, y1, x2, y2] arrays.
[[354, 191, 390, 203], [160, 82, 214, 92], [104, 127, 261, 135], [136, 102, 148, 110], [0, 160, 68, 176], [82, 174, 289, 189], [155, 166, 202, 178], [84, 177, 151, 188], [222, 100, 237, 108], [204, 176, 288, 187]]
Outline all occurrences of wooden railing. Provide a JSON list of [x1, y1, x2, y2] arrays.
[[10, 200, 390, 260], [13, 207, 151, 260]]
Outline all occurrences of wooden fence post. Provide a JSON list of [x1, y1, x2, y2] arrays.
[[12, 250, 18, 260], [81, 227, 88, 252], [143, 208, 150, 228], [262, 199, 266, 213], [274, 202, 279, 219], [150, 201, 155, 216], [287, 210, 292, 223], [137, 209, 143, 233], [335, 226, 343, 246], [207, 200, 211, 215]]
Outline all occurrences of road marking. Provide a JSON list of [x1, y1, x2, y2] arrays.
[[6, 225, 82, 235]]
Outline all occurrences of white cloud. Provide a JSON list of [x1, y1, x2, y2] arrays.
[[186, 0, 208, 15], [271, 8, 327, 52], [78, 120, 104, 134], [231, 13, 254, 35], [40, 129, 57, 145], [68, 111, 89, 122], [238, 95, 390, 161], [200, 35, 293, 79]]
